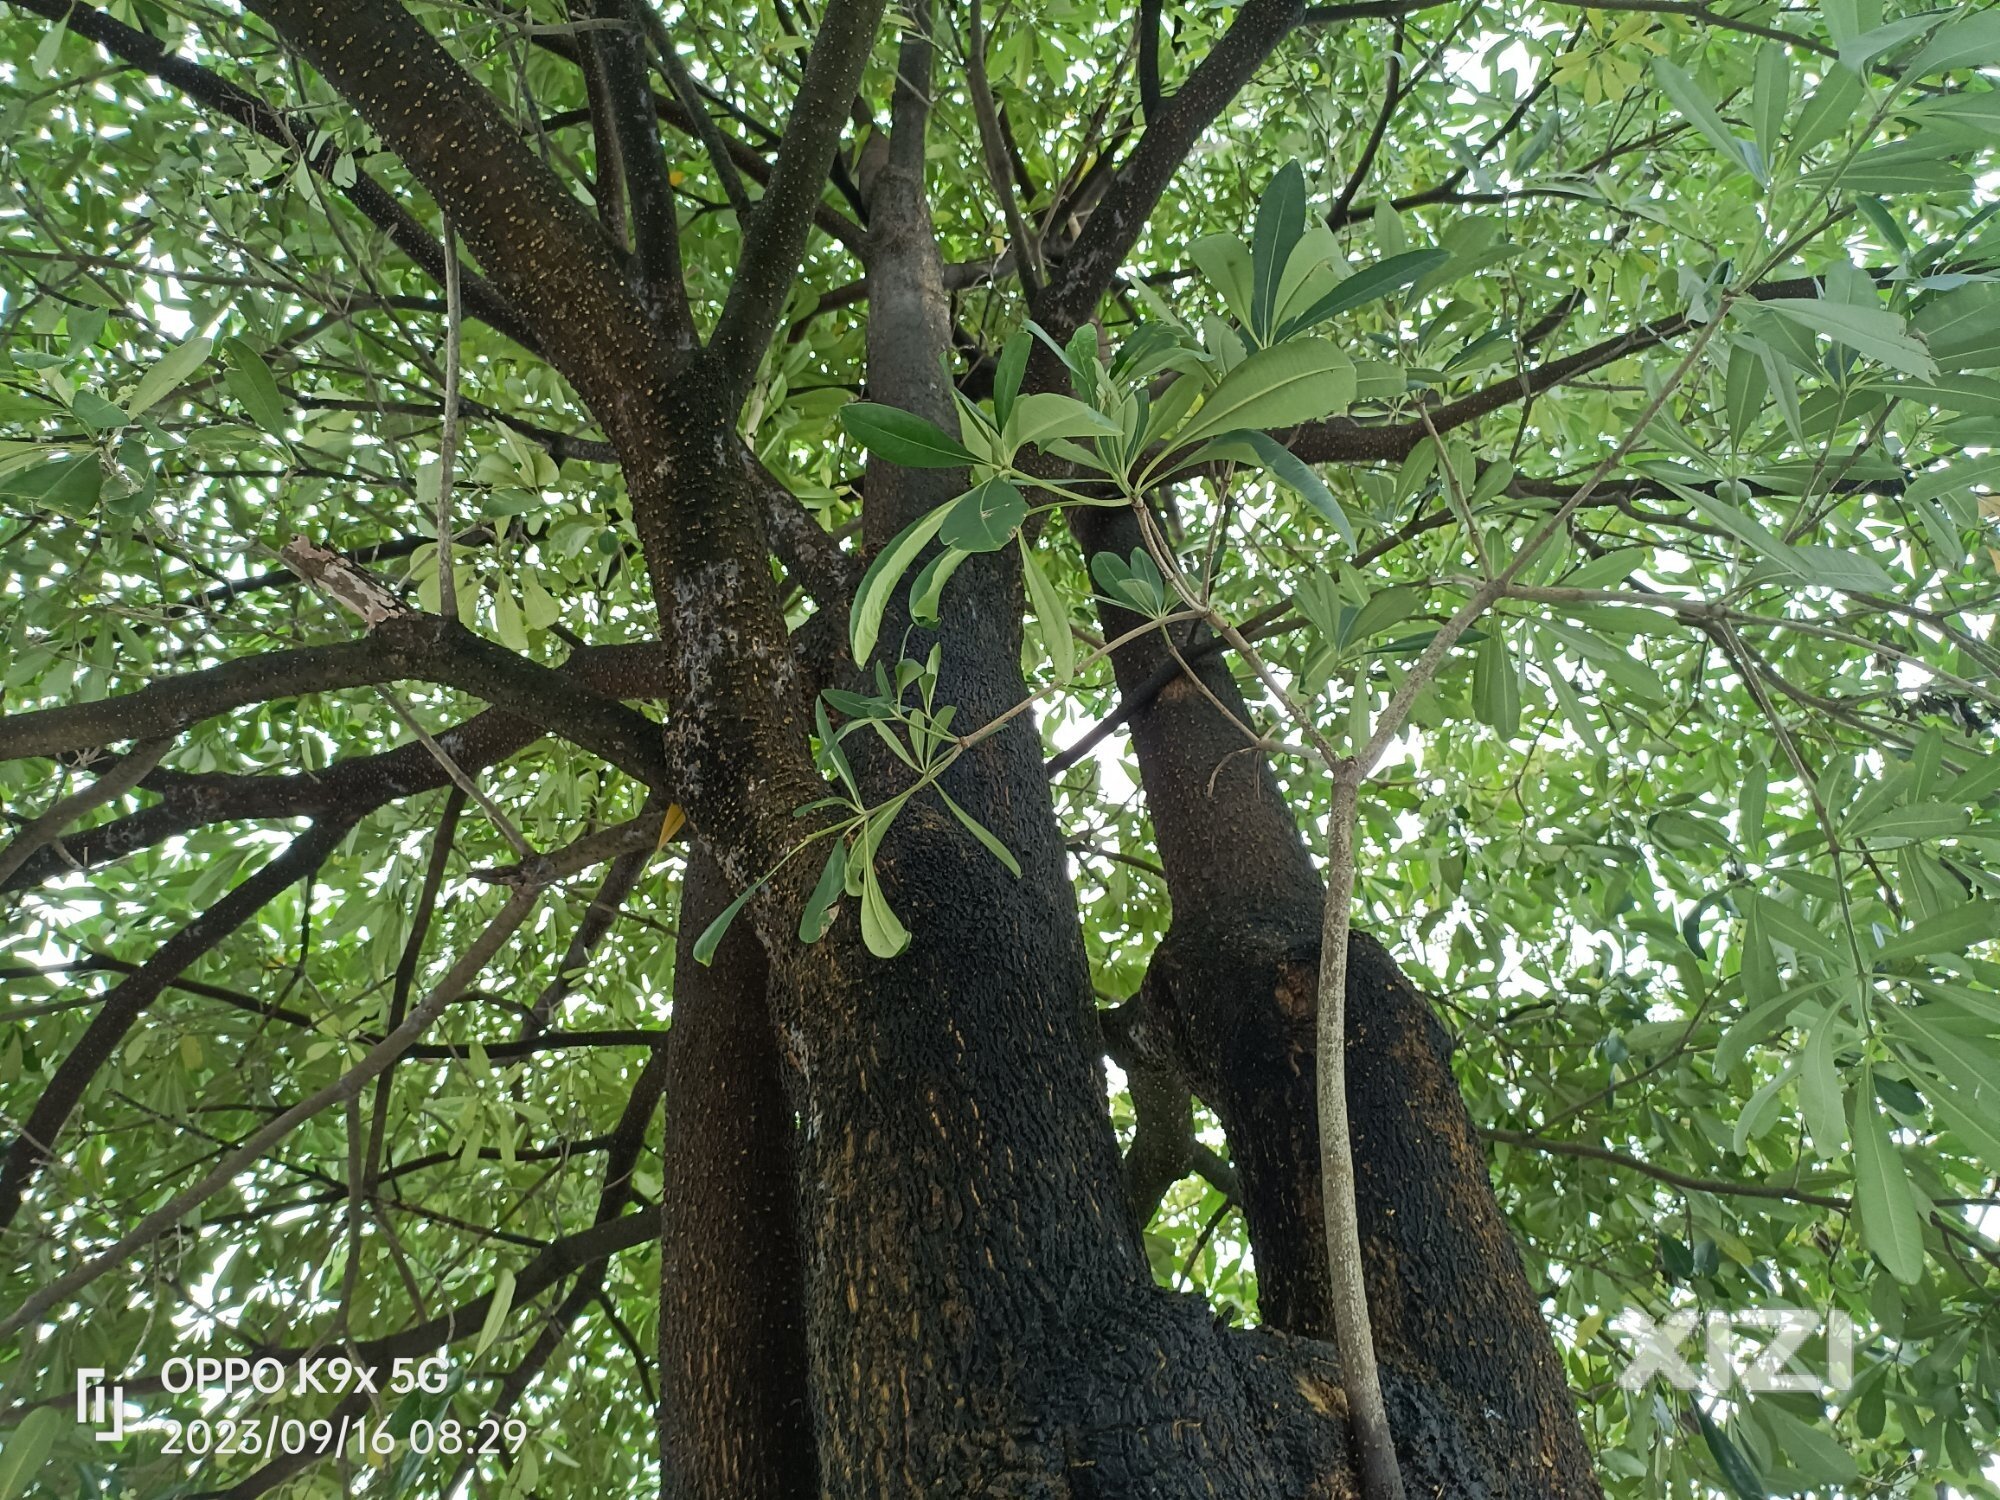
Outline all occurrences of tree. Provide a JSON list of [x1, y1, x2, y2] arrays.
[[2, 0, 1999, 1493]]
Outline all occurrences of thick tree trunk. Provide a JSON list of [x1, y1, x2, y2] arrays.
[[1078, 507, 1601, 1499], [659, 847, 816, 1499]]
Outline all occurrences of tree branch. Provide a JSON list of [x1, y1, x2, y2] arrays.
[[701, 0, 888, 407]]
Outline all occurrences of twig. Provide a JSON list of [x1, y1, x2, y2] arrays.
[[436, 216, 464, 621]]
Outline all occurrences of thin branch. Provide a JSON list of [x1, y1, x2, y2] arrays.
[[0, 737, 170, 887], [436, 217, 463, 622]]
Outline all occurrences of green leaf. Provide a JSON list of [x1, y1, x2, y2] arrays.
[[1019, 536, 1074, 683], [1751, 44, 1789, 171], [1876, 901, 1997, 960], [935, 785, 1022, 878], [1752, 894, 1843, 966], [839, 402, 976, 467], [124, 333, 213, 418], [1277, 249, 1450, 338], [1190, 234, 1254, 328], [693, 879, 763, 966], [1004, 392, 1117, 453], [908, 546, 969, 626], [859, 860, 911, 958], [493, 582, 529, 651], [1852, 801, 1966, 844], [1694, 1402, 1769, 1500], [1758, 298, 1938, 380], [0, 1405, 61, 1500], [1890, 1008, 2000, 1170], [1852, 1067, 1926, 1284], [1800, 1003, 1847, 1160], [1901, 12, 2000, 78], [939, 478, 1027, 553], [1652, 59, 1760, 181], [1221, 430, 1354, 545], [1754, 1401, 1859, 1485], [992, 329, 1030, 432], [850, 505, 951, 664], [1250, 160, 1307, 343], [1472, 629, 1521, 740], [0, 452, 102, 516], [1174, 339, 1355, 448], [798, 839, 848, 943], [222, 337, 290, 435], [476, 1267, 516, 1355]]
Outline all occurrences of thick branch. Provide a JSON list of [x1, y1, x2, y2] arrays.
[[702, 0, 888, 407]]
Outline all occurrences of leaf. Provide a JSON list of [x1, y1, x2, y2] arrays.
[[939, 478, 1027, 553], [850, 504, 950, 664], [1758, 298, 1938, 380], [1652, 60, 1759, 181], [1751, 44, 1789, 171], [858, 861, 911, 958], [1694, 1402, 1769, 1500], [222, 338, 290, 436], [992, 329, 1030, 432], [1472, 629, 1521, 740], [493, 582, 529, 651], [935, 785, 1022, 878], [1890, 1008, 2000, 1170], [1752, 894, 1843, 966], [1250, 160, 1307, 342], [476, 1267, 516, 1355], [1901, 13, 2000, 78], [1852, 801, 1966, 843], [798, 839, 848, 943], [1174, 339, 1355, 447], [0, 452, 101, 516], [839, 402, 975, 467], [1800, 1003, 1847, 1161], [125, 333, 213, 418], [1876, 901, 1997, 959], [1005, 392, 1117, 452], [1754, 1401, 1859, 1485], [1190, 233, 1254, 328], [1222, 430, 1353, 545], [0, 1405, 59, 1500], [1278, 249, 1450, 338], [693, 879, 763, 965], [1018, 536, 1074, 683], [1852, 1067, 1926, 1284], [521, 569, 561, 630], [908, 545, 970, 625]]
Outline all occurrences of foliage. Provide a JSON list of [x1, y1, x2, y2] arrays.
[[2, 0, 2000, 1495]]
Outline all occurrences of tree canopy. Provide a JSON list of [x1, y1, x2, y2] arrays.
[[3, 0, 2000, 1496]]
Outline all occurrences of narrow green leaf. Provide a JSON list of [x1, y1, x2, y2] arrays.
[[839, 402, 976, 467], [222, 338, 290, 436], [1472, 629, 1521, 740], [1876, 901, 1997, 960], [1652, 60, 1760, 181], [693, 879, 762, 966], [850, 504, 950, 664], [1758, 298, 1938, 381], [1852, 1067, 1926, 1284], [1800, 1003, 1847, 1160], [1751, 44, 1789, 170], [1695, 1402, 1769, 1500], [798, 839, 848, 943], [1228, 429, 1354, 545], [992, 329, 1030, 432], [1278, 248, 1450, 338], [0, 1405, 61, 1500], [1018, 536, 1074, 683], [1175, 339, 1355, 447], [859, 861, 911, 958], [935, 785, 1022, 878], [125, 333, 213, 418], [1250, 161, 1307, 343], [476, 1268, 516, 1355]]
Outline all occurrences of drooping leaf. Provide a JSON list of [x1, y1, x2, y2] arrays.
[[839, 402, 977, 467]]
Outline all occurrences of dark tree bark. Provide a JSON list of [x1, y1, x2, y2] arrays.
[[659, 848, 816, 1499]]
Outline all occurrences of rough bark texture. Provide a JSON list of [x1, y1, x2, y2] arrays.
[[1078, 507, 1601, 1500], [659, 848, 816, 1500]]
